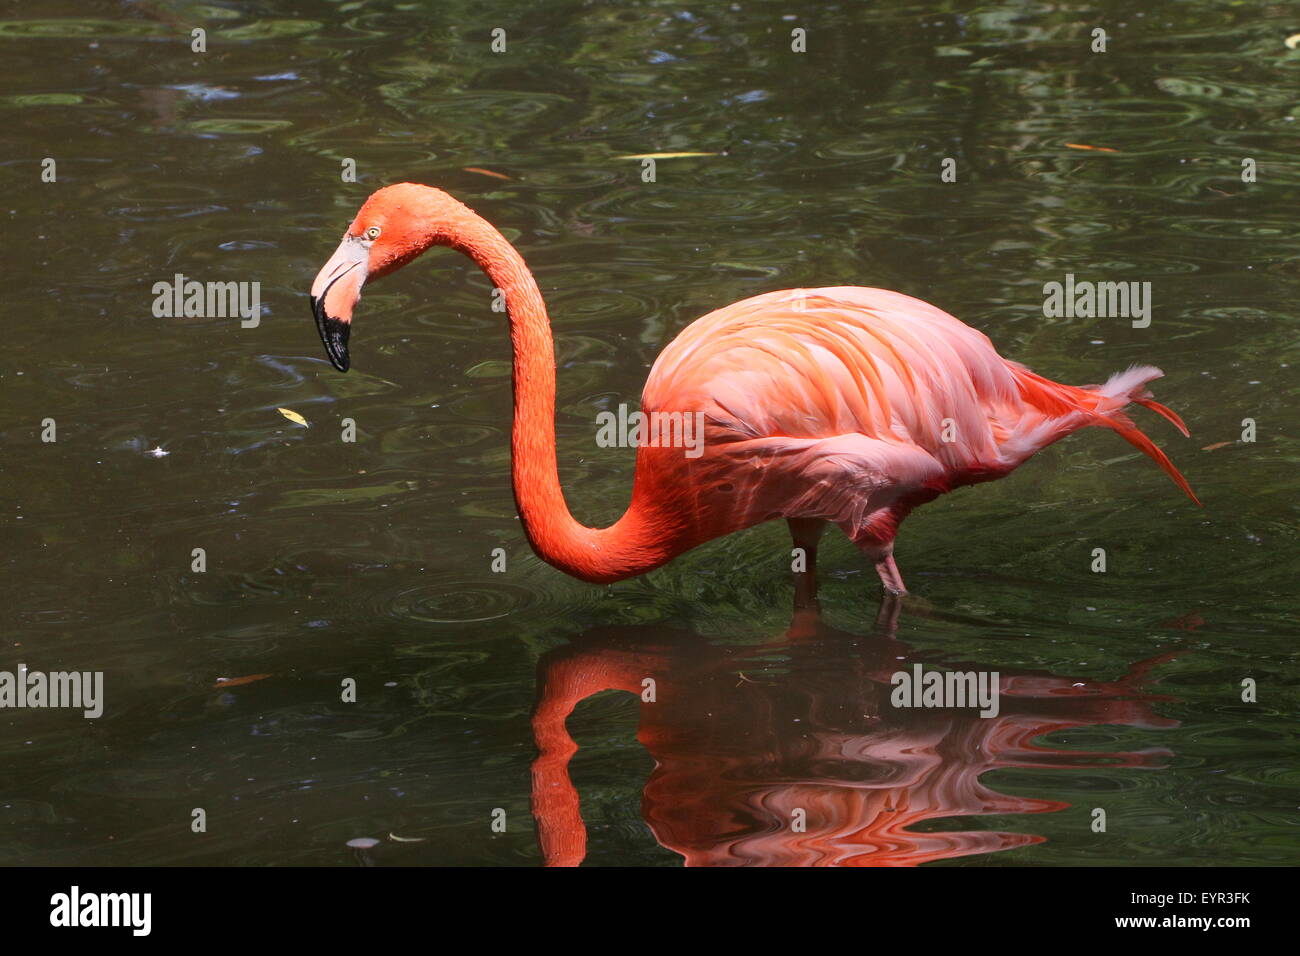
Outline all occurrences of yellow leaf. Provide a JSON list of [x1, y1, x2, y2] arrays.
[[615, 151, 719, 160], [277, 407, 309, 427], [1285, 33, 1300, 49], [388, 832, 426, 843]]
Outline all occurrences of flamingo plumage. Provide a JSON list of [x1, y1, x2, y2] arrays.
[[310, 183, 1197, 594]]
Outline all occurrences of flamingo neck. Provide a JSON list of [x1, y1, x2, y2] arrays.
[[440, 207, 675, 583]]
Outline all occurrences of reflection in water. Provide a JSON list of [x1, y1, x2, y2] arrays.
[[532, 598, 1181, 866]]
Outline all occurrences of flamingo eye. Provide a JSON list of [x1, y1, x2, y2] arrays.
[[364, 226, 381, 241]]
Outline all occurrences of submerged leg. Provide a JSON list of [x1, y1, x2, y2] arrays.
[[872, 590, 904, 636], [787, 517, 826, 608]]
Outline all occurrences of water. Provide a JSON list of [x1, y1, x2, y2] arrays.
[[1, 0, 1295, 866]]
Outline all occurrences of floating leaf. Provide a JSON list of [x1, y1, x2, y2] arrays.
[[464, 359, 512, 379], [1286, 33, 1300, 50], [463, 166, 511, 180], [277, 407, 309, 427], [3, 92, 89, 106], [346, 837, 381, 849], [213, 673, 271, 688], [274, 479, 418, 510], [1064, 143, 1119, 153], [218, 19, 323, 41], [615, 151, 719, 160], [187, 118, 293, 135], [388, 832, 426, 843], [1201, 441, 1233, 451]]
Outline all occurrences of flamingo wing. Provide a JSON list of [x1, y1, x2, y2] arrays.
[[647, 287, 1021, 471], [639, 286, 1194, 554]]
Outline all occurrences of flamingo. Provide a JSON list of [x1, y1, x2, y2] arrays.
[[310, 183, 1198, 594]]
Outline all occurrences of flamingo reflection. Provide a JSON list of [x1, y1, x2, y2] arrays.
[[531, 597, 1181, 866]]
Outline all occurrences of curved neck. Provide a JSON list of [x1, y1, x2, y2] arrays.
[[441, 207, 676, 582]]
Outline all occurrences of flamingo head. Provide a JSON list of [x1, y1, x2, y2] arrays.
[[310, 183, 461, 371]]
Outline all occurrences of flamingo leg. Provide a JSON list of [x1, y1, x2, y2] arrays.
[[874, 552, 907, 596], [787, 517, 826, 608]]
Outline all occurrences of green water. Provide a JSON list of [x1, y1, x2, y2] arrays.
[[1, 0, 1295, 866]]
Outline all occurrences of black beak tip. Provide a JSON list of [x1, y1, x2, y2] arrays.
[[311, 295, 351, 373]]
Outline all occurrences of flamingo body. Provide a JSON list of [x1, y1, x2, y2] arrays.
[[310, 184, 1197, 594]]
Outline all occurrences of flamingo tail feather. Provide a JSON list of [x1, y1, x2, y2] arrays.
[[1011, 363, 1199, 506], [1091, 365, 1200, 505]]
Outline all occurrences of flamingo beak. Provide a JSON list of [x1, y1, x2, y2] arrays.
[[310, 237, 369, 372]]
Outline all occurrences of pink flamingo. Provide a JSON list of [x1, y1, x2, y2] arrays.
[[311, 183, 1198, 594]]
